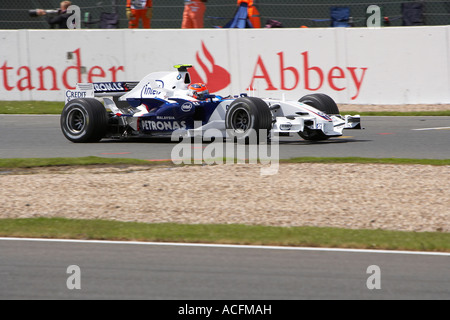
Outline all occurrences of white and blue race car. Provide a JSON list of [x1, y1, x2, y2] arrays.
[[61, 64, 361, 143]]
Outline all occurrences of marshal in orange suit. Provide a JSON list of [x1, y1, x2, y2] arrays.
[[126, 0, 152, 29], [182, 0, 207, 29]]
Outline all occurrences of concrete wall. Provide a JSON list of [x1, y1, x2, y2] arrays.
[[1, 27, 449, 104]]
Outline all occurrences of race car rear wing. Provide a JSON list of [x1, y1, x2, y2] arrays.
[[91, 82, 139, 94], [65, 81, 139, 104]]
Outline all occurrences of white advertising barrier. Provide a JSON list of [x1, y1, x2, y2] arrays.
[[0, 27, 449, 104]]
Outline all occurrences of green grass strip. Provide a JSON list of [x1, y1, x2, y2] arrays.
[[0, 156, 448, 169], [0, 218, 448, 252], [0, 156, 163, 168], [0, 101, 63, 114]]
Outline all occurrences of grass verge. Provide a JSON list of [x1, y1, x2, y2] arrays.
[[0, 156, 162, 168], [0, 101, 63, 114], [0, 156, 448, 169], [0, 218, 448, 252]]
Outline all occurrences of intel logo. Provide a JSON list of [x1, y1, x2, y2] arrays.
[[181, 102, 193, 112]]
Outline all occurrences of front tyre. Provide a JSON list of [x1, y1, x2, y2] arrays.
[[299, 93, 340, 115], [61, 98, 108, 143], [225, 97, 272, 143], [298, 93, 338, 141]]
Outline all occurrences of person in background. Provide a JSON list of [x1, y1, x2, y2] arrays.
[[237, 0, 261, 28], [182, 0, 207, 29], [126, 0, 152, 28], [36, 1, 73, 29]]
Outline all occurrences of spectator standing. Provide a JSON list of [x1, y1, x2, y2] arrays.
[[36, 1, 73, 29], [237, 0, 261, 28], [126, 0, 152, 28], [182, 0, 207, 29]]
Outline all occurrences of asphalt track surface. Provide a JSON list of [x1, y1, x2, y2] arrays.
[[0, 115, 449, 160], [0, 239, 449, 300]]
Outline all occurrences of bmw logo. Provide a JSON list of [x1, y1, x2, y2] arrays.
[[280, 123, 292, 131]]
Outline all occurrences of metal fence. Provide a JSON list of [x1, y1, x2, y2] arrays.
[[1, 0, 449, 29]]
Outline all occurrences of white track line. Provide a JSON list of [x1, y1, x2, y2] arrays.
[[0, 237, 448, 256], [412, 127, 450, 131]]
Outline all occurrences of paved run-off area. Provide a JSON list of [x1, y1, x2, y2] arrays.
[[0, 163, 448, 232]]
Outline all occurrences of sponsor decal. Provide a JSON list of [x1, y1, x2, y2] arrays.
[[141, 83, 162, 98], [189, 41, 368, 100], [181, 102, 193, 112], [93, 82, 124, 92], [65, 90, 88, 100], [141, 120, 187, 131], [314, 110, 332, 121], [2, 40, 368, 102], [247, 51, 368, 100], [0, 48, 125, 92], [65, 88, 93, 103], [280, 123, 292, 131], [189, 41, 231, 93], [156, 116, 175, 120], [302, 105, 333, 121]]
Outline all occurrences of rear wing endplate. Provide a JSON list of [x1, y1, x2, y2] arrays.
[[65, 82, 139, 104]]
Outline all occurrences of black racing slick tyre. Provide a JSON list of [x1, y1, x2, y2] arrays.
[[298, 93, 339, 141], [299, 93, 340, 115], [225, 97, 273, 143], [61, 98, 108, 143]]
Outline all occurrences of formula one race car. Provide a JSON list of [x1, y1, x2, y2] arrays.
[[61, 64, 361, 143]]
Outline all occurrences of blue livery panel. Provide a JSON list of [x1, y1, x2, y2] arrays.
[[136, 97, 225, 133]]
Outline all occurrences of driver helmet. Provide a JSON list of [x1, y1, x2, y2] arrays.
[[188, 83, 209, 100]]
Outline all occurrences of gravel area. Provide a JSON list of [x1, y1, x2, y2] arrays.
[[0, 163, 448, 232], [338, 104, 450, 112]]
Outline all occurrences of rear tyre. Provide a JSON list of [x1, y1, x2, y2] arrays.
[[61, 98, 108, 143], [299, 93, 340, 115], [225, 97, 272, 143]]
